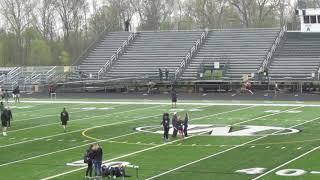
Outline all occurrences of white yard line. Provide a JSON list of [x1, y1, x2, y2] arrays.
[[146, 108, 320, 180], [0, 131, 141, 168], [252, 147, 320, 179], [40, 106, 299, 180], [0, 105, 250, 170], [3, 105, 164, 134], [17, 100, 320, 107], [0, 105, 251, 148]]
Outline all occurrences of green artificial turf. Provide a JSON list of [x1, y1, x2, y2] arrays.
[[1, 99, 320, 179]]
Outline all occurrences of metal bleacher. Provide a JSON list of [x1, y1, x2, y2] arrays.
[[103, 31, 205, 80], [77, 31, 131, 78], [268, 32, 320, 81], [181, 28, 280, 80]]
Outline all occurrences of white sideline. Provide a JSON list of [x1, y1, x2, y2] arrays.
[[146, 109, 320, 179], [40, 106, 298, 180], [0, 105, 251, 148], [17, 100, 320, 107], [252, 147, 320, 179]]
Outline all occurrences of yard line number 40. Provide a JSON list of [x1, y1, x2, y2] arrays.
[[236, 167, 320, 177]]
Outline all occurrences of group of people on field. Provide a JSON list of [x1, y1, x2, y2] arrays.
[[161, 112, 189, 141], [0, 86, 20, 104]]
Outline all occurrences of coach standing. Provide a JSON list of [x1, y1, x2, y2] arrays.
[[60, 107, 69, 132], [93, 143, 103, 178]]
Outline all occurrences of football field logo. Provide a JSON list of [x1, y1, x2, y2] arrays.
[[136, 124, 300, 136]]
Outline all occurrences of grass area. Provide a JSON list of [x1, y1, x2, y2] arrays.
[[1, 99, 320, 179]]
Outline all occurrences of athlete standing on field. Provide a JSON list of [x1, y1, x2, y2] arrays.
[[172, 112, 178, 138], [60, 107, 69, 132], [161, 113, 170, 142], [1, 107, 10, 136], [184, 113, 189, 137]]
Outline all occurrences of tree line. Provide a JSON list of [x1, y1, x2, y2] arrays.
[[0, 0, 311, 67]]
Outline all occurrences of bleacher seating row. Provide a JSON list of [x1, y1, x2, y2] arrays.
[[268, 32, 320, 80]]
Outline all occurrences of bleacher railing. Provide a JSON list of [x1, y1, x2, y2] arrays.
[[72, 25, 111, 66], [174, 30, 209, 79], [98, 32, 137, 79], [259, 25, 287, 73], [7, 67, 21, 84], [45, 66, 57, 82]]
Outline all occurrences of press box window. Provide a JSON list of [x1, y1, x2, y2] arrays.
[[304, 16, 310, 23], [310, 16, 316, 23]]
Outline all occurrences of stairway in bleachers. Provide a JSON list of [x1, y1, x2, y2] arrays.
[[268, 32, 320, 80], [181, 28, 280, 80], [104, 31, 203, 80], [78, 31, 131, 77]]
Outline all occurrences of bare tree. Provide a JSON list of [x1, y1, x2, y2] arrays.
[[33, 0, 56, 41], [0, 0, 35, 64]]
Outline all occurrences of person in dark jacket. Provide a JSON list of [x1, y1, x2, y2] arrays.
[[60, 107, 69, 132], [177, 117, 184, 138], [171, 112, 178, 138], [124, 18, 131, 31], [93, 143, 103, 178], [171, 89, 177, 108], [184, 113, 189, 137], [6, 107, 12, 128], [165, 68, 169, 81], [161, 113, 170, 141], [12, 86, 20, 103], [1, 107, 10, 136], [85, 144, 94, 179], [159, 68, 163, 81], [0, 102, 4, 113]]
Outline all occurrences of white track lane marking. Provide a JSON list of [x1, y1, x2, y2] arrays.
[[16, 100, 320, 107]]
